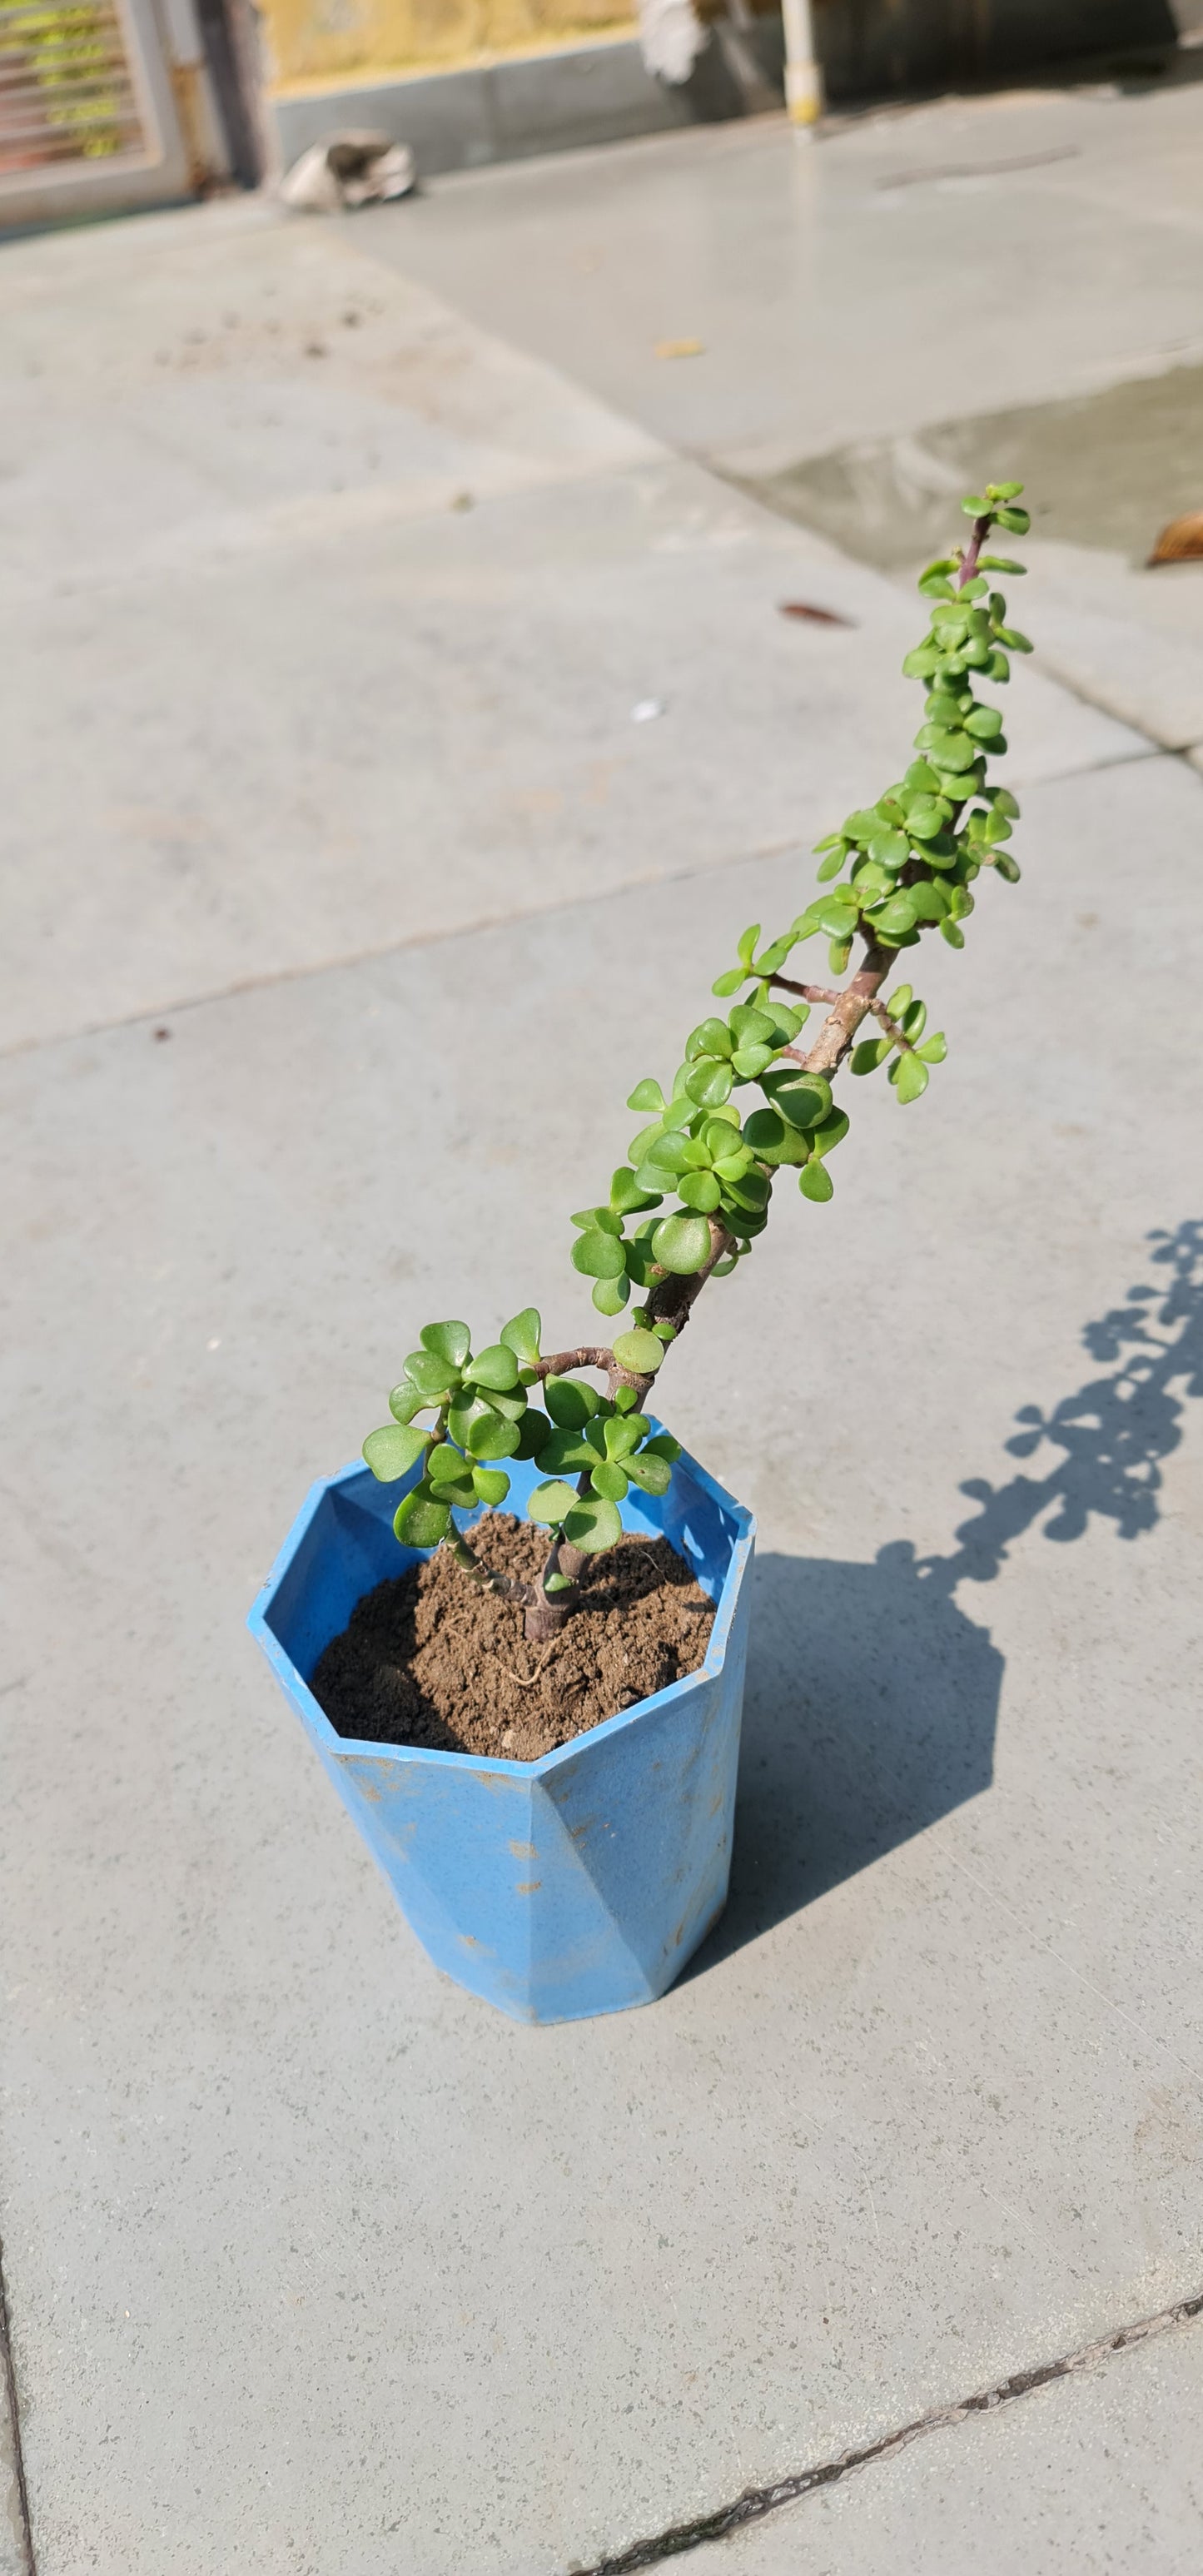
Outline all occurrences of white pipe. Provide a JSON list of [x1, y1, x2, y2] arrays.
[[780, 0, 822, 126]]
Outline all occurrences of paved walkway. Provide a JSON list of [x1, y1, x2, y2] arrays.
[[2, 82, 1202, 2576]]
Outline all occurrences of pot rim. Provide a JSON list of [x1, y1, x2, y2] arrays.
[[249, 1450, 755, 1779]]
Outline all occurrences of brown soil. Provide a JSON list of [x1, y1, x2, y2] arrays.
[[312, 1514, 716, 1762]]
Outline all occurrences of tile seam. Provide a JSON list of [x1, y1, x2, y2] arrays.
[[0, 2239, 35, 2576], [0, 738, 1166, 1066], [574, 2288, 1203, 2574]]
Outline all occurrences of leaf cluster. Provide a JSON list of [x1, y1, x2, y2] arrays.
[[569, 485, 1029, 1277], [362, 1312, 680, 1559]]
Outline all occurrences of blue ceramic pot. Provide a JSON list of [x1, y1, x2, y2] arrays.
[[248, 1441, 754, 2024]]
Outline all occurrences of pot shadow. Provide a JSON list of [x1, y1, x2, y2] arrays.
[[686, 1216, 1203, 1975]]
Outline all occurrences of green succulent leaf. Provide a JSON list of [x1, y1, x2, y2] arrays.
[[895, 1052, 931, 1104], [471, 1466, 510, 1507], [799, 1159, 834, 1203], [742, 1106, 786, 1154], [684, 1057, 734, 1109], [572, 1228, 628, 1281], [537, 1427, 598, 1476], [679, 1170, 722, 1213], [500, 1307, 542, 1369], [810, 1108, 850, 1158], [393, 1489, 451, 1549], [513, 1409, 552, 1460], [529, 1479, 579, 1527], [612, 1328, 665, 1376], [851, 1037, 892, 1075], [404, 1350, 460, 1398], [610, 1164, 663, 1216], [762, 1068, 833, 1131], [644, 1431, 682, 1464], [753, 933, 797, 976], [685, 1017, 734, 1062], [387, 1382, 428, 1425], [626, 1451, 673, 1499], [465, 1409, 521, 1460], [711, 967, 747, 998], [644, 1128, 693, 1176], [363, 1423, 430, 1482], [420, 1320, 471, 1370], [544, 1375, 601, 1429], [463, 1342, 521, 1394], [652, 1213, 713, 1276], [424, 1461, 477, 1510], [869, 893, 918, 941], [590, 1459, 629, 1504], [626, 1078, 665, 1112], [564, 1492, 624, 1554], [592, 1272, 631, 1315], [475, 1385, 526, 1422]]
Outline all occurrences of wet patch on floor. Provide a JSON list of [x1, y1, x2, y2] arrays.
[[735, 361, 1203, 572]]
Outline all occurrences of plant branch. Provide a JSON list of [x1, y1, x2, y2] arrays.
[[646, 1216, 735, 1345], [769, 974, 842, 1004], [533, 1346, 614, 1382], [803, 943, 892, 1074], [957, 512, 992, 589], [866, 997, 914, 1052], [444, 1524, 537, 1608]]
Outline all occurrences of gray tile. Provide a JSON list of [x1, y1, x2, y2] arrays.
[[2, 756, 1202, 2575]]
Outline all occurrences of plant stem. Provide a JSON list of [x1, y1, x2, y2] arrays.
[[445, 1524, 538, 1608], [958, 513, 992, 589]]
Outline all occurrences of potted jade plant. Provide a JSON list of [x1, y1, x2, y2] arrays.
[[250, 483, 1032, 2024]]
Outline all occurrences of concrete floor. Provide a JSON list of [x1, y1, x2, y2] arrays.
[[2, 78, 1203, 2576], [360, 72, 1203, 753]]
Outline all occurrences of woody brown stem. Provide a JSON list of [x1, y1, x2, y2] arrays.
[[769, 975, 842, 1004], [802, 943, 892, 1072], [524, 1480, 591, 1641], [957, 512, 992, 590]]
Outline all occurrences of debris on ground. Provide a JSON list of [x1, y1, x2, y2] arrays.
[[279, 132, 415, 215], [778, 600, 856, 626], [1147, 510, 1203, 565]]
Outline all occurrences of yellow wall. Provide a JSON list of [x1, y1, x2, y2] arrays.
[[264, 0, 639, 91]]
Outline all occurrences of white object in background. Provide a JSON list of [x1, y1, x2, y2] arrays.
[[781, 0, 823, 125], [637, 0, 706, 84], [631, 699, 666, 723], [280, 132, 415, 212]]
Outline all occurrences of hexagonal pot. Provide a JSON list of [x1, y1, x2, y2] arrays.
[[247, 1440, 754, 2024]]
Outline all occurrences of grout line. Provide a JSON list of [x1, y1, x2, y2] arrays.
[[574, 2287, 1203, 2574], [0, 833, 806, 1064], [0, 736, 1166, 1066], [0, 2240, 35, 2576]]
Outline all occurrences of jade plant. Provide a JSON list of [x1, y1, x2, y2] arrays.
[[363, 483, 1033, 1642]]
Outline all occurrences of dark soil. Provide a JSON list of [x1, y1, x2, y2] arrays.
[[312, 1514, 715, 1761]]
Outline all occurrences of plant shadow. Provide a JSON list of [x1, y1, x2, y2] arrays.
[[686, 1217, 1203, 1974]]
